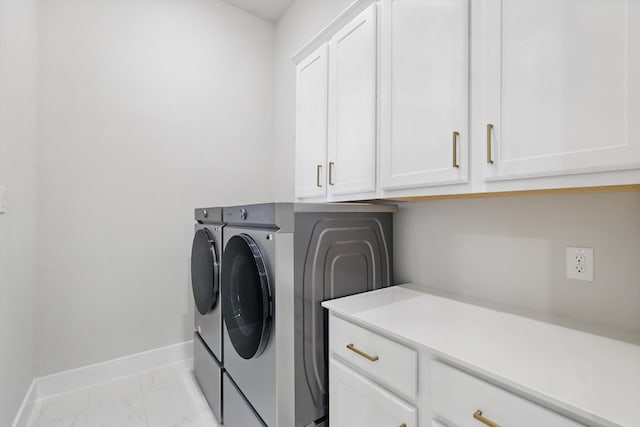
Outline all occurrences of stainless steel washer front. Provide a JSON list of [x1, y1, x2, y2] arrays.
[[221, 224, 277, 427], [191, 207, 224, 423]]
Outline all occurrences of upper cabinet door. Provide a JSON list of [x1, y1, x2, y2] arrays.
[[483, 0, 640, 182], [380, 0, 470, 190], [295, 44, 329, 199], [327, 4, 377, 196]]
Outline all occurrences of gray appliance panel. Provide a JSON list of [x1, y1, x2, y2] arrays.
[[294, 212, 393, 427], [194, 306, 222, 362], [223, 203, 286, 229], [222, 203, 396, 231], [193, 223, 223, 360], [195, 207, 223, 224], [223, 372, 266, 427], [194, 333, 222, 423], [222, 226, 277, 427]]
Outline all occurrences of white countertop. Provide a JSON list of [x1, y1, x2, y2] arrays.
[[322, 284, 640, 427]]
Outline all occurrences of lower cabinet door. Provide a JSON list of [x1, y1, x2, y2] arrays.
[[330, 358, 417, 427]]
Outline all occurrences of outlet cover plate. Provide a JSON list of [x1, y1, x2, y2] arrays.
[[566, 246, 594, 282]]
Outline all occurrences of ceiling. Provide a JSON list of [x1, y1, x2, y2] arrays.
[[220, 0, 295, 23]]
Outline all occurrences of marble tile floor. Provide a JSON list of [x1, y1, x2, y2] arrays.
[[26, 360, 220, 427]]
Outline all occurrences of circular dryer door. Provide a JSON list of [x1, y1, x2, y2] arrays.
[[221, 234, 272, 360], [191, 228, 219, 315]]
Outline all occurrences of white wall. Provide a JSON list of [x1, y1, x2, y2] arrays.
[[273, 0, 352, 201], [274, 1, 640, 337], [394, 192, 640, 337], [37, 0, 274, 375], [0, 0, 39, 423]]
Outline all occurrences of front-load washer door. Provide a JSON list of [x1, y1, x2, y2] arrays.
[[191, 228, 219, 315], [221, 234, 272, 360]]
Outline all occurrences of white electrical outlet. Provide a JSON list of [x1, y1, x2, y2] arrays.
[[566, 247, 594, 282]]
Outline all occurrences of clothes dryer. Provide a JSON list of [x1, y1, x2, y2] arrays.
[[220, 203, 394, 427]]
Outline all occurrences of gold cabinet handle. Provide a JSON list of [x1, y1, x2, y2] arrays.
[[316, 164, 322, 187], [486, 124, 494, 164], [346, 343, 379, 362], [329, 161, 335, 185], [452, 131, 460, 168], [399, 424, 406, 427], [473, 410, 500, 427]]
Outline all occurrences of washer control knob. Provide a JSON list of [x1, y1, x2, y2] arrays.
[[202, 209, 208, 218], [240, 208, 248, 220]]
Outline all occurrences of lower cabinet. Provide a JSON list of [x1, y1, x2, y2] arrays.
[[329, 358, 417, 427], [329, 314, 418, 400], [327, 313, 587, 427], [429, 361, 584, 427]]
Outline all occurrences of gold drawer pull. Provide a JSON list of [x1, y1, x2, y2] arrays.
[[329, 161, 335, 185], [346, 343, 379, 362], [316, 164, 322, 187], [399, 424, 406, 427], [486, 124, 494, 164], [473, 409, 500, 427], [452, 131, 460, 168]]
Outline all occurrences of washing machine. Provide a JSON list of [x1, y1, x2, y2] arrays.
[[220, 203, 395, 427], [191, 207, 224, 422]]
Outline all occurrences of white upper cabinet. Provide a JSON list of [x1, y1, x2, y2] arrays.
[[294, 0, 640, 201], [328, 4, 378, 196], [295, 45, 329, 199], [380, 0, 470, 190], [294, 4, 377, 200], [482, 0, 640, 182]]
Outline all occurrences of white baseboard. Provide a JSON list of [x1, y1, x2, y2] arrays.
[[11, 340, 194, 427], [37, 340, 194, 398], [10, 379, 38, 427]]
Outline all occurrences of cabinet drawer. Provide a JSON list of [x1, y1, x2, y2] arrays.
[[330, 314, 418, 399], [330, 357, 417, 427], [429, 360, 584, 427]]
